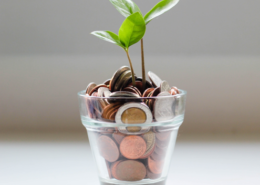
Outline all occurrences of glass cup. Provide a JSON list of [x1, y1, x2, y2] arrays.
[[78, 89, 187, 185]]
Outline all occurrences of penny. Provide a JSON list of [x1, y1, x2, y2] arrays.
[[123, 86, 142, 97], [120, 136, 147, 159], [136, 77, 153, 89], [154, 91, 175, 122], [115, 160, 146, 181], [111, 160, 122, 180], [109, 66, 130, 92], [102, 103, 121, 120], [86, 82, 97, 94], [160, 80, 171, 93], [127, 81, 144, 94], [146, 166, 161, 179], [89, 84, 108, 96], [97, 135, 119, 162], [148, 71, 163, 87], [148, 157, 163, 174], [170, 88, 177, 95], [112, 131, 126, 145], [108, 108, 118, 121], [103, 79, 111, 86], [142, 88, 155, 97], [171, 86, 180, 94]]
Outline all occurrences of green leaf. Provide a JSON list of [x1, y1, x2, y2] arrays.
[[91, 31, 125, 49], [119, 12, 146, 49], [109, 0, 142, 17], [144, 0, 179, 24]]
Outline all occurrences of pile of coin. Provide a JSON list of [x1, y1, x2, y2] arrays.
[[94, 127, 171, 181], [85, 66, 180, 123], [85, 66, 181, 181]]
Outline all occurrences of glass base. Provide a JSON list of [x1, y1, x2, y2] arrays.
[[100, 177, 166, 185]]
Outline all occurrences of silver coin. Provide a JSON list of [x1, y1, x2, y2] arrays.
[[160, 80, 171, 93], [97, 87, 110, 97], [154, 91, 175, 122], [115, 102, 152, 134], [148, 71, 163, 87], [86, 82, 97, 95], [103, 91, 111, 97]]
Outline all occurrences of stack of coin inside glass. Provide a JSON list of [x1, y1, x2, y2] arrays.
[[85, 66, 180, 181]]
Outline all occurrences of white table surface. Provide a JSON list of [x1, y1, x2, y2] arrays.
[[1, 133, 259, 185]]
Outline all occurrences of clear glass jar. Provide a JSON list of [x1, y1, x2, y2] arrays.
[[78, 89, 187, 185]]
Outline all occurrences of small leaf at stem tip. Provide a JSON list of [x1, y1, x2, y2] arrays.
[[109, 0, 142, 17], [144, 0, 179, 24], [119, 12, 146, 48], [91, 31, 125, 49]]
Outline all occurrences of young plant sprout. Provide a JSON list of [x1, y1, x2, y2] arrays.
[[91, 0, 179, 88]]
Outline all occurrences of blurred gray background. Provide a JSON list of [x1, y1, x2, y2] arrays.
[[1, 0, 260, 134], [1, 1, 260, 185]]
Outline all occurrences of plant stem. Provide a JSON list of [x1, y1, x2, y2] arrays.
[[125, 49, 136, 87], [141, 38, 146, 92]]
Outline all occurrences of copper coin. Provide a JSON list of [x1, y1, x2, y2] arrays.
[[112, 131, 126, 145], [170, 88, 177, 95], [127, 81, 144, 94], [171, 86, 180, 94], [148, 157, 163, 174], [123, 86, 142, 97], [115, 160, 146, 181], [86, 82, 97, 94], [89, 84, 108, 96], [142, 88, 155, 97], [120, 136, 147, 159], [136, 77, 153, 89], [108, 108, 118, 121], [155, 131, 171, 141], [103, 79, 111, 86], [97, 135, 119, 162], [146, 166, 161, 179], [111, 160, 122, 180], [109, 66, 130, 92], [101, 103, 121, 120]]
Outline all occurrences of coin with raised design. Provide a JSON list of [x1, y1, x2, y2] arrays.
[[115, 102, 152, 134], [154, 91, 175, 122], [140, 131, 156, 159]]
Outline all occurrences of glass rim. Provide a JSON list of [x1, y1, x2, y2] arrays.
[[78, 89, 187, 100]]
